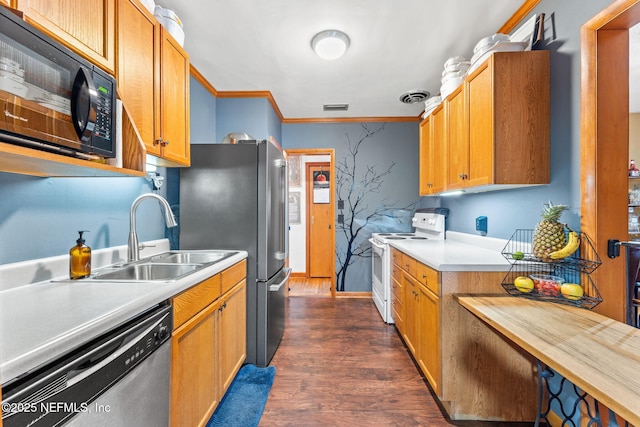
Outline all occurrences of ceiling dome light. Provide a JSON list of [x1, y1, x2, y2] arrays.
[[311, 30, 350, 60]]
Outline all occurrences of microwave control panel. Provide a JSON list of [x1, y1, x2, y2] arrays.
[[88, 70, 116, 155]]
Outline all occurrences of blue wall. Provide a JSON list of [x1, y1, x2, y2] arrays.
[[216, 97, 282, 143], [283, 122, 419, 291], [432, 0, 611, 238], [0, 172, 170, 265], [190, 75, 217, 144]]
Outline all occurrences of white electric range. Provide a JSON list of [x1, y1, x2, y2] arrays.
[[369, 208, 448, 323]]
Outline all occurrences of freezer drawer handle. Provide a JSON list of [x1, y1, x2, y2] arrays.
[[269, 268, 291, 292]]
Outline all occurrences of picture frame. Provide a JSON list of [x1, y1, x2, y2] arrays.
[[289, 191, 301, 224], [288, 155, 301, 187]]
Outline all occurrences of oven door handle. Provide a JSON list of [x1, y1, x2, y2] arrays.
[[369, 238, 387, 250]]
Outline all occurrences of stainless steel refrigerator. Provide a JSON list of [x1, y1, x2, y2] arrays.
[[179, 139, 290, 366]]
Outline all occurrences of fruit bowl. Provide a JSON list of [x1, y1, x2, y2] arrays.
[[501, 266, 602, 309], [530, 274, 564, 296]]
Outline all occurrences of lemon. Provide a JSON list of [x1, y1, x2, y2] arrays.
[[514, 276, 534, 293], [561, 283, 584, 300]]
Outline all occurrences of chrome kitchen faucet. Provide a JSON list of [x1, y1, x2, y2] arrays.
[[128, 193, 178, 262]]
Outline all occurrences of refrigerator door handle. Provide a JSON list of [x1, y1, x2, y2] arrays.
[[269, 268, 292, 291], [275, 159, 286, 168], [275, 251, 288, 260]]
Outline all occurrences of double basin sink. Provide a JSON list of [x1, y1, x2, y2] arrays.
[[79, 250, 237, 282]]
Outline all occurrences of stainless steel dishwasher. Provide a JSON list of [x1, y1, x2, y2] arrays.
[[1, 303, 172, 427]]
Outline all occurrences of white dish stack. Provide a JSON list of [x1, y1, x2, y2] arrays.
[[440, 56, 470, 100], [154, 6, 185, 47], [467, 33, 528, 74], [422, 95, 441, 119]]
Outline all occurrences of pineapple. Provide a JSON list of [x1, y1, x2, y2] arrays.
[[532, 201, 568, 259]]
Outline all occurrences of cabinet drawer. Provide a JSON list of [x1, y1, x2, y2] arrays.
[[415, 262, 439, 295], [403, 254, 417, 278], [391, 247, 402, 267], [221, 259, 246, 294], [172, 273, 221, 329], [391, 262, 404, 283]]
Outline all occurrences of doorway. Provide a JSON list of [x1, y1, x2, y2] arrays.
[[285, 149, 336, 297], [581, 0, 640, 322], [306, 162, 332, 278]]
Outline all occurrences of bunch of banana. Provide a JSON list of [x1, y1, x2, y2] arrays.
[[548, 228, 580, 259]]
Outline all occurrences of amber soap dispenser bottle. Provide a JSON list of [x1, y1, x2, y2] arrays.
[[70, 230, 91, 279]]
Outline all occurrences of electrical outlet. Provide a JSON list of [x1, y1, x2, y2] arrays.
[[476, 216, 487, 235]]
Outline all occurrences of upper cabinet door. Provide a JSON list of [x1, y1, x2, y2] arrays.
[[117, 0, 160, 156], [445, 86, 467, 190], [466, 61, 494, 188], [159, 27, 190, 166], [16, 0, 115, 74]]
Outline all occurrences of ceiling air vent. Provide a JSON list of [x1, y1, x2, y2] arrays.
[[323, 103, 349, 112], [399, 90, 430, 104]]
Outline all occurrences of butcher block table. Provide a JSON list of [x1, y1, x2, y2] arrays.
[[455, 294, 640, 426]]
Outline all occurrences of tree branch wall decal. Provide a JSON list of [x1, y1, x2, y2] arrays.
[[335, 123, 413, 292]]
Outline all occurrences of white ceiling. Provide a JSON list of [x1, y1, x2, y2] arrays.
[[159, 0, 524, 120], [156, 2, 640, 117]]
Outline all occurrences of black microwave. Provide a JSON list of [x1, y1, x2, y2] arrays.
[[0, 6, 116, 159]]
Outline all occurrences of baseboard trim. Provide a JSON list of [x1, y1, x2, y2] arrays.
[[336, 292, 372, 299]]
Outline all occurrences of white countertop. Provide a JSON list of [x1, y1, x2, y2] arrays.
[[0, 244, 247, 385], [387, 231, 512, 272]]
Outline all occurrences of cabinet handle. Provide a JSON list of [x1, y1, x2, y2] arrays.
[[153, 138, 162, 146], [161, 139, 170, 146]]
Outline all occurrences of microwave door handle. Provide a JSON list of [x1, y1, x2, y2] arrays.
[[71, 67, 98, 142]]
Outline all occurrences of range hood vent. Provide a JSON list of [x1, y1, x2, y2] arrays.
[[323, 103, 349, 111]]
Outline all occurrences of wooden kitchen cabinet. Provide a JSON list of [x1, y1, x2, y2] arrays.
[[1, 0, 11, 7], [421, 51, 549, 194], [16, 0, 115, 74], [450, 51, 550, 190], [417, 282, 440, 394], [170, 296, 218, 427], [390, 261, 405, 334], [419, 105, 446, 195], [403, 273, 419, 356], [170, 260, 247, 427], [117, 0, 190, 167], [396, 253, 441, 394], [445, 85, 467, 190], [218, 280, 247, 393], [391, 248, 537, 421]]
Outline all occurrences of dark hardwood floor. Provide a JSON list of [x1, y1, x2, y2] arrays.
[[260, 297, 536, 427]]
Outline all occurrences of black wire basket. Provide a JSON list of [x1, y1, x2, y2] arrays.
[[501, 263, 603, 309], [501, 229, 602, 274]]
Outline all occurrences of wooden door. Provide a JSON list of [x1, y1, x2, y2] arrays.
[[431, 105, 447, 193], [306, 163, 332, 277], [466, 61, 494, 187], [217, 280, 247, 397], [419, 116, 431, 195], [445, 86, 468, 189], [403, 273, 418, 356], [418, 283, 440, 395], [170, 301, 218, 427], [17, 0, 115, 73], [116, 0, 159, 154], [159, 27, 190, 165]]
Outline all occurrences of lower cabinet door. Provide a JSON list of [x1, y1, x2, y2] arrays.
[[217, 280, 247, 396], [170, 301, 219, 427], [418, 284, 441, 395]]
